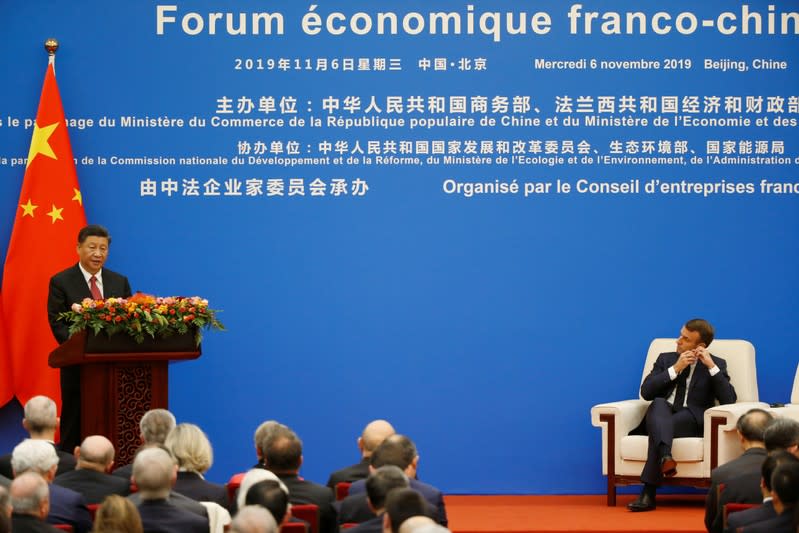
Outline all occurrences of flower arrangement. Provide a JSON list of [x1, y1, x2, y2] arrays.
[[58, 292, 224, 345]]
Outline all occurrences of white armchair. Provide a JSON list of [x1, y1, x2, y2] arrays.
[[591, 338, 766, 505], [770, 362, 799, 420]]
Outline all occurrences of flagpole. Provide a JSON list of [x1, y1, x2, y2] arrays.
[[45, 37, 58, 69]]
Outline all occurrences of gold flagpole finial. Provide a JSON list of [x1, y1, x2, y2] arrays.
[[44, 38, 59, 56]]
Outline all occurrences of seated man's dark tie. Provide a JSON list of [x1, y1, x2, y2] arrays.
[[673, 366, 691, 409]]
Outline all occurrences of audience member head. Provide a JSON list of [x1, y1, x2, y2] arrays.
[[254, 421, 285, 463], [398, 516, 449, 533], [131, 447, 176, 500], [236, 469, 288, 512], [0, 485, 9, 533], [384, 488, 429, 533], [370, 435, 419, 478], [230, 505, 278, 533], [139, 409, 176, 445], [245, 480, 289, 524], [165, 423, 213, 474], [264, 429, 302, 474], [10, 439, 59, 481], [22, 396, 58, 439], [76, 435, 116, 473], [683, 318, 714, 347], [736, 408, 774, 445], [761, 450, 799, 493], [93, 494, 144, 533], [365, 465, 409, 513], [770, 461, 799, 514], [9, 472, 49, 520], [359, 420, 396, 459], [764, 417, 799, 454]]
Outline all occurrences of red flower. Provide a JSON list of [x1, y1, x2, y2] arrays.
[[115, 316, 123, 323]]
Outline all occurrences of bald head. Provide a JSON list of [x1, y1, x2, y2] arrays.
[[9, 472, 49, 519], [398, 516, 448, 533], [230, 505, 278, 533], [132, 447, 175, 499], [77, 436, 115, 472], [22, 396, 58, 437], [360, 420, 396, 457]]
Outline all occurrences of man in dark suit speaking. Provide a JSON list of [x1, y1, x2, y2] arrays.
[[47, 224, 132, 451], [627, 318, 737, 512]]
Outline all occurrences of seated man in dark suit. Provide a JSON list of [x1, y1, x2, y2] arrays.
[[53, 435, 129, 504], [705, 408, 774, 532], [627, 319, 736, 512], [726, 451, 799, 532], [262, 426, 337, 533], [11, 439, 91, 533], [131, 447, 208, 533], [8, 472, 61, 533], [339, 435, 446, 527], [737, 460, 799, 533], [326, 419, 395, 490], [348, 466, 409, 533], [112, 408, 176, 480], [0, 396, 76, 479]]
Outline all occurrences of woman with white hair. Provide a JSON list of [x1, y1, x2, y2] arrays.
[[165, 423, 228, 508]]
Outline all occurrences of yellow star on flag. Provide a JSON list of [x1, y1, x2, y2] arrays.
[[72, 188, 82, 206], [26, 121, 59, 167], [47, 204, 64, 224], [20, 199, 38, 218]]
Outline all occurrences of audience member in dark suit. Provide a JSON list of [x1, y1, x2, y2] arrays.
[[763, 417, 799, 457], [383, 488, 430, 533], [230, 505, 278, 533], [8, 472, 61, 533], [11, 439, 91, 533], [341, 435, 447, 527], [738, 460, 799, 533], [705, 408, 773, 532], [326, 420, 395, 490], [47, 224, 133, 452], [346, 465, 409, 533], [627, 319, 736, 512], [724, 451, 797, 532], [131, 447, 208, 533], [0, 396, 76, 479], [53, 435, 130, 504], [260, 426, 337, 533], [113, 409, 176, 481], [165, 423, 228, 508]]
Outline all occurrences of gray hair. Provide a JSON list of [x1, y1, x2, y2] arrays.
[[23, 396, 57, 433], [165, 423, 213, 473], [11, 439, 58, 476], [230, 505, 278, 533], [253, 421, 287, 458], [140, 409, 176, 444], [9, 472, 49, 515], [132, 447, 174, 498]]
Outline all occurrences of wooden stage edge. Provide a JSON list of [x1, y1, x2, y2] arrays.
[[444, 494, 707, 533]]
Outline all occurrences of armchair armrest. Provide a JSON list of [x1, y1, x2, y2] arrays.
[[591, 399, 649, 434]]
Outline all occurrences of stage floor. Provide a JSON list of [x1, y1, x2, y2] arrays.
[[444, 494, 707, 533]]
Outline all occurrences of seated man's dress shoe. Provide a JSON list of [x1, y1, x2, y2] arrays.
[[627, 491, 656, 512], [660, 455, 677, 477]]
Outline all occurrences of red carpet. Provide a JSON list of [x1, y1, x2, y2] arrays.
[[445, 495, 707, 533]]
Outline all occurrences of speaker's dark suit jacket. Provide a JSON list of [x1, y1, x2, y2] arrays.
[[726, 501, 775, 532], [0, 442, 76, 479], [345, 478, 447, 526], [11, 513, 61, 533], [47, 263, 132, 451], [705, 447, 767, 532], [635, 351, 736, 485], [53, 467, 131, 504], [135, 498, 209, 533], [46, 483, 93, 533]]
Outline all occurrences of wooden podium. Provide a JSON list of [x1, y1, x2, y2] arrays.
[[49, 329, 201, 466]]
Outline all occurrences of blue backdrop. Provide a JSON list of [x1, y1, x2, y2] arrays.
[[1, 1, 798, 494]]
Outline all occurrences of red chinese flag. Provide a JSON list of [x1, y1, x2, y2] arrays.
[[0, 62, 87, 409], [0, 301, 12, 406]]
